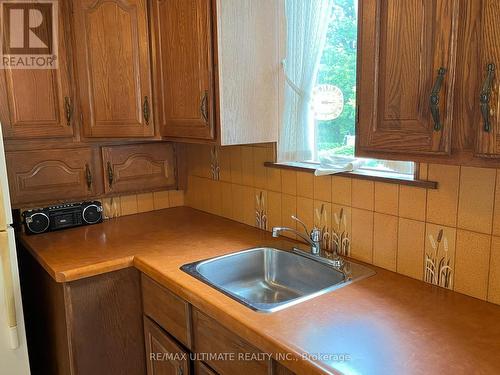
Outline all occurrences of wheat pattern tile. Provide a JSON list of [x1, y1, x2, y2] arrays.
[[424, 223, 456, 289], [454, 229, 491, 300], [457, 167, 496, 234]]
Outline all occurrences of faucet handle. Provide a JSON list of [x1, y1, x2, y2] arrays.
[[310, 227, 321, 242], [292, 215, 320, 240], [291, 215, 309, 236]]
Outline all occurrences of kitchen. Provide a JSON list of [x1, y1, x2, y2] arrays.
[[1, 0, 500, 374]]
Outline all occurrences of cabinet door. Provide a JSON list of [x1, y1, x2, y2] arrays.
[[151, 0, 215, 140], [72, 0, 154, 138], [144, 316, 190, 375], [357, 0, 459, 156], [475, 0, 500, 157], [102, 143, 176, 194], [0, 0, 74, 139], [195, 362, 218, 375], [6, 148, 95, 206]]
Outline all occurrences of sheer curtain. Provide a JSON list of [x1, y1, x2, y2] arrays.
[[278, 0, 334, 162]]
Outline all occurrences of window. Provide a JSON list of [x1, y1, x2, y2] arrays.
[[279, 0, 414, 177]]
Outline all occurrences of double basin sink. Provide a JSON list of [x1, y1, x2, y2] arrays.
[[181, 247, 375, 312]]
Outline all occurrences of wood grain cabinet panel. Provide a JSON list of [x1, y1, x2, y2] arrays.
[[72, 0, 154, 138], [475, 0, 500, 157], [357, 0, 459, 156], [102, 143, 176, 194], [192, 309, 270, 375], [144, 316, 190, 375], [6, 148, 95, 206], [151, 0, 215, 140], [0, 0, 75, 139], [195, 362, 218, 375]]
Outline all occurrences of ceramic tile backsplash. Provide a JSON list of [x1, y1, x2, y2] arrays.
[[184, 143, 500, 306]]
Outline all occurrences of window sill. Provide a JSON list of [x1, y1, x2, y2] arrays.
[[264, 161, 438, 189]]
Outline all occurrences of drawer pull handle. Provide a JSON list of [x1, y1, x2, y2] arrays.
[[64, 97, 72, 126], [85, 164, 92, 190], [107, 162, 114, 188], [143, 96, 150, 125], [177, 367, 183, 375], [430, 67, 446, 131], [200, 91, 209, 123], [480, 63, 495, 132]]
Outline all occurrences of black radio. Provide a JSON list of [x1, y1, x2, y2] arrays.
[[22, 201, 103, 235]]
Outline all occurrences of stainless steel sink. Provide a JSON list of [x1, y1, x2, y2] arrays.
[[181, 247, 375, 312]]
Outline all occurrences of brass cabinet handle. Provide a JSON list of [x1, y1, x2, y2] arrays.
[[430, 67, 446, 131], [480, 63, 495, 132], [200, 91, 209, 123], [107, 162, 114, 188], [85, 163, 92, 190], [143, 96, 150, 125], [64, 97, 72, 126]]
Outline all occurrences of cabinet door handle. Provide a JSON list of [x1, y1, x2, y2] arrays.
[[480, 63, 495, 132], [64, 97, 73, 126], [143, 96, 150, 125], [430, 67, 446, 131], [107, 162, 114, 188], [177, 367, 183, 375], [200, 91, 209, 123], [85, 164, 93, 190]]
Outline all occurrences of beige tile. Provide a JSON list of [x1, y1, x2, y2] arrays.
[[220, 182, 233, 219], [253, 147, 268, 189], [332, 176, 351, 206], [185, 175, 198, 208], [374, 182, 399, 215], [267, 191, 282, 231], [241, 146, 254, 186], [399, 185, 426, 221], [137, 192, 154, 213], [296, 197, 314, 236], [351, 208, 373, 263], [281, 170, 297, 196], [266, 167, 281, 193], [491, 171, 500, 236], [218, 146, 232, 182], [168, 190, 184, 207], [281, 194, 297, 239], [313, 175, 332, 202], [351, 180, 374, 210], [154, 191, 171, 210], [424, 223, 456, 289], [488, 236, 500, 305], [188, 144, 210, 178], [454, 230, 491, 300], [457, 167, 496, 234], [231, 184, 244, 222], [418, 163, 428, 179], [397, 218, 425, 280], [426, 164, 460, 227], [229, 147, 243, 184], [208, 180, 222, 215], [296, 171, 314, 198], [242, 185, 256, 226], [120, 195, 138, 216], [255, 189, 268, 230], [373, 213, 398, 271]]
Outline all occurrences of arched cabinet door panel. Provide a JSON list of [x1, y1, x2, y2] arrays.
[[102, 143, 176, 194], [357, 0, 459, 156], [6, 148, 96, 207], [72, 0, 154, 138]]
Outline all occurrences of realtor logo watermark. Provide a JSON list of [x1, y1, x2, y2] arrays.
[[0, 0, 58, 69]]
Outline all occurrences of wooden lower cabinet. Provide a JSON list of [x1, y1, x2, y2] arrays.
[[102, 143, 176, 194], [144, 316, 190, 375], [6, 147, 97, 207]]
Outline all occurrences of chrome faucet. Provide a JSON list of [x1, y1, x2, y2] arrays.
[[272, 216, 322, 255]]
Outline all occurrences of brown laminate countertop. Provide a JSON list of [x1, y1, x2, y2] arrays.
[[20, 207, 500, 375]]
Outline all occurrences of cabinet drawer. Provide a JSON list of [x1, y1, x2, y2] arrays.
[[102, 143, 175, 194], [6, 148, 96, 206], [192, 309, 270, 375], [144, 316, 190, 375], [142, 274, 191, 349]]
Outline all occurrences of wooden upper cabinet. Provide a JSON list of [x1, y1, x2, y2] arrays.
[[151, 0, 215, 140], [6, 148, 96, 207], [0, 0, 75, 139], [102, 143, 176, 194], [475, 0, 500, 157], [72, 0, 154, 138], [357, 0, 459, 157]]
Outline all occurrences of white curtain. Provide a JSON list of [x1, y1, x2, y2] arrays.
[[278, 0, 334, 162]]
